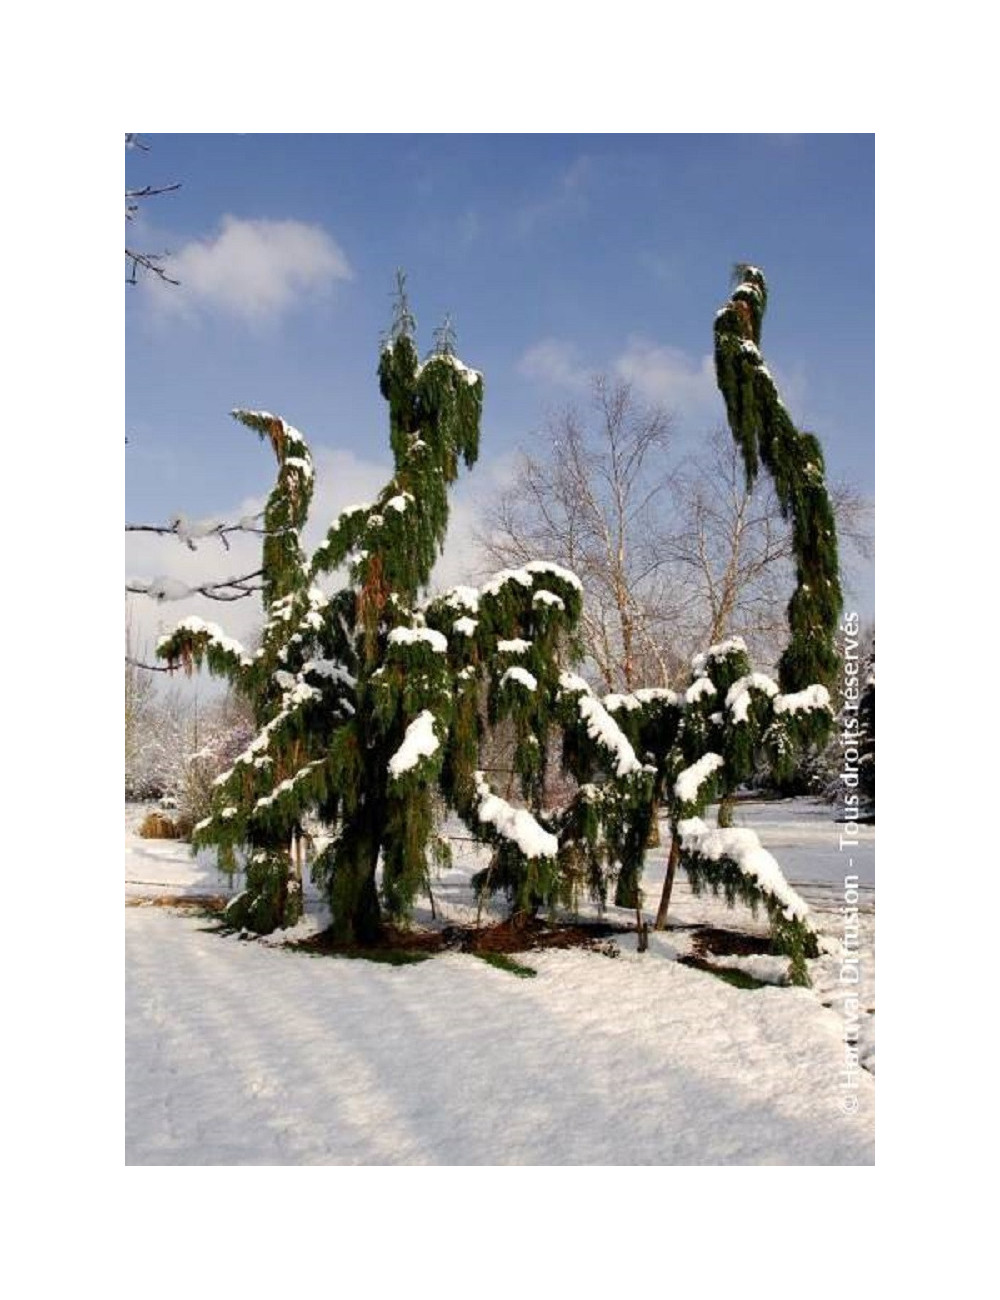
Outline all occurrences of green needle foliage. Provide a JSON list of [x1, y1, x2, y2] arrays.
[[157, 282, 648, 941], [714, 265, 843, 692], [605, 636, 828, 983], [154, 270, 840, 987]]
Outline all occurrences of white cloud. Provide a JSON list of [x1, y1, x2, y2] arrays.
[[612, 336, 720, 421], [515, 330, 809, 439], [147, 216, 352, 322], [125, 444, 510, 675], [517, 339, 589, 390], [514, 156, 593, 236]]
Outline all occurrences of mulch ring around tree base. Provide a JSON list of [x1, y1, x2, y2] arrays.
[[126, 893, 231, 913], [286, 918, 777, 963], [293, 916, 631, 961], [688, 926, 774, 958]]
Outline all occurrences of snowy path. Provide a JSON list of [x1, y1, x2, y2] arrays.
[[126, 907, 873, 1165]]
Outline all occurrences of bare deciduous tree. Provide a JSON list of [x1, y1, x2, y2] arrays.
[[482, 379, 873, 690], [484, 377, 679, 693]]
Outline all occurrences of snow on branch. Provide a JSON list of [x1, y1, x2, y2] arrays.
[[472, 772, 558, 860], [678, 816, 811, 923], [559, 672, 645, 778], [773, 684, 832, 716], [125, 513, 273, 552], [128, 570, 264, 603], [674, 753, 724, 805], [387, 710, 441, 780]]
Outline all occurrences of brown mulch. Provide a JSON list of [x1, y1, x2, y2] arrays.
[[294, 915, 632, 959], [689, 926, 773, 958], [126, 893, 230, 913]]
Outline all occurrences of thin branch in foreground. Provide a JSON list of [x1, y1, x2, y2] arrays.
[[126, 249, 180, 286], [126, 570, 264, 602], [125, 515, 271, 552], [125, 655, 174, 674]]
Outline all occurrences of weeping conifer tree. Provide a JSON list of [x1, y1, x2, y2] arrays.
[[603, 637, 828, 982], [157, 278, 653, 941], [714, 265, 843, 692], [155, 269, 838, 983]]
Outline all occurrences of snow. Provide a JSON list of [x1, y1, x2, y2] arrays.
[[387, 626, 448, 653], [482, 567, 534, 596], [677, 816, 811, 921], [125, 796, 874, 1164], [774, 685, 832, 715], [559, 674, 643, 778], [497, 638, 531, 655], [170, 513, 219, 543], [500, 666, 538, 692], [443, 586, 480, 613], [691, 637, 747, 676], [254, 761, 322, 812], [482, 560, 582, 599], [473, 773, 558, 860], [533, 590, 565, 610], [388, 711, 440, 778], [452, 616, 478, 636], [418, 352, 481, 386], [385, 493, 413, 513], [684, 676, 716, 705], [674, 753, 724, 803], [522, 560, 583, 591], [725, 672, 779, 722], [157, 616, 250, 665], [302, 659, 356, 688], [142, 576, 193, 602], [604, 687, 679, 713]]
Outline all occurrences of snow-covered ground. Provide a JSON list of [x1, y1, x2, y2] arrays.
[[125, 799, 874, 1165]]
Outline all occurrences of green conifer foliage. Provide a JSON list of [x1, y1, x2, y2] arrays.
[[157, 288, 650, 941], [604, 636, 826, 983], [714, 266, 843, 692]]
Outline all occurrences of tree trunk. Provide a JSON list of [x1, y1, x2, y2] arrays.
[[614, 863, 640, 910], [654, 831, 680, 931], [352, 862, 382, 944], [717, 793, 735, 828]]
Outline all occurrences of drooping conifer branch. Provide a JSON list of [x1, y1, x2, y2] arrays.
[[714, 265, 843, 691]]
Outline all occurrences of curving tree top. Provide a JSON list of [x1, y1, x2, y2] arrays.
[[714, 265, 843, 691]]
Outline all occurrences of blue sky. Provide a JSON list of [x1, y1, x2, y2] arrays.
[[126, 133, 873, 641]]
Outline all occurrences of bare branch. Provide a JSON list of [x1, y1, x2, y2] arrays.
[[127, 571, 264, 603], [125, 248, 179, 286], [125, 655, 174, 674], [125, 514, 271, 552]]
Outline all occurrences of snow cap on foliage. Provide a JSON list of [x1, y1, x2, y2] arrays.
[[691, 637, 748, 677], [388, 711, 440, 778], [674, 752, 724, 804], [684, 676, 716, 705], [387, 626, 448, 653], [725, 673, 779, 723], [677, 817, 810, 921], [501, 666, 538, 692], [156, 616, 251, 665], [773, 685, 832, 715], [473, 772, 558, 859], [559, 673, 644, 777]]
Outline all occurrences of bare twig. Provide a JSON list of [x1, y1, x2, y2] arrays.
[[125, 515, 271, 552], [127, 570, 264, 602], [125, 249, 179, 286], [125, 655, 174, 674]]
